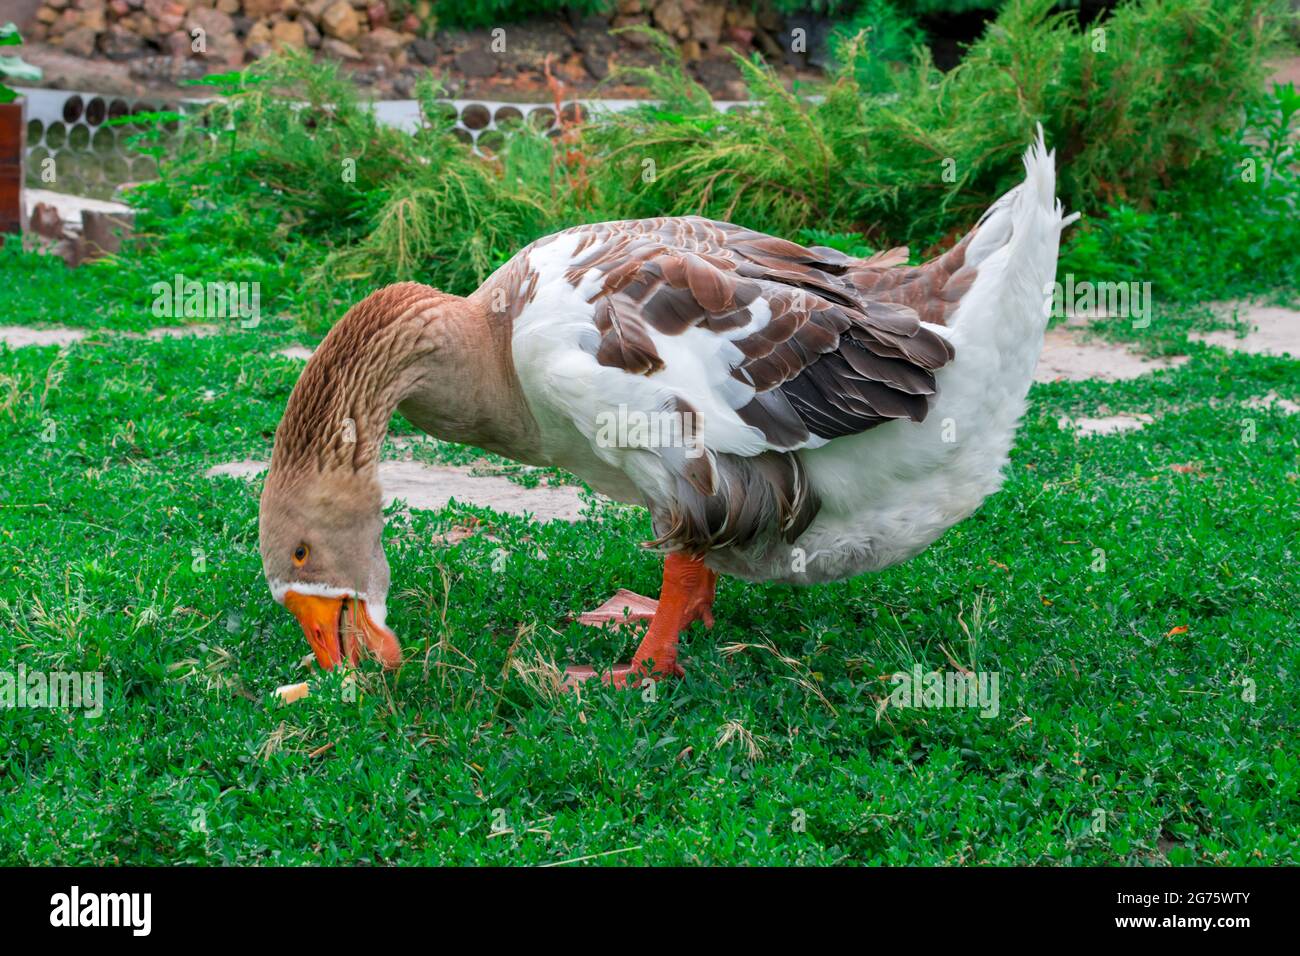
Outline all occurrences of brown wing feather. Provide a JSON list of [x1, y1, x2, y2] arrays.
[[542, 217, 975, 554], [593, 297, 665, 375], [560, 217, 966, 451]]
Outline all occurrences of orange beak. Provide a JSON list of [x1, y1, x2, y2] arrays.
[[283, 591, 402, 671]]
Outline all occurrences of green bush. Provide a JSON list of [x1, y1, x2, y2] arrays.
[[830, 0, 926, 94], [584, 27, 866, 235], [770, 0, 1001, 14], [116, 0, 1295, 332], [122, 54, 572, 329], [867, 0, 1282, 242], [431, 0, 613, 30], [588, 0, 1284, 250], [1060, 82, 1300, 304], [900, 0, 1001, 12]]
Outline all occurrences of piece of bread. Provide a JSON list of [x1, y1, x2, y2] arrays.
[[275, 682, 310, 705]]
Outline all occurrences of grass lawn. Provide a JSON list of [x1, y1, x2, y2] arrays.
[[0, 240, 1296, 866]]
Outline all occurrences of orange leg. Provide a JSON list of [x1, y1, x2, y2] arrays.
[[564, 553, 717, 690]]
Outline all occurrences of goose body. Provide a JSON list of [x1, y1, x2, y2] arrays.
[[259, 130, 1076, 682], [491, 132, 1073, 583]]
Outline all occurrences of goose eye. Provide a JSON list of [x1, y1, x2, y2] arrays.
[[293, 545, 309, 565]]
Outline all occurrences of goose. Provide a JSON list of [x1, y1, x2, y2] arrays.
[[258, 128, 1078, 688]]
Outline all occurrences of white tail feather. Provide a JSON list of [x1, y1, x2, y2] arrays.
[[963, 125, 1078, 269]]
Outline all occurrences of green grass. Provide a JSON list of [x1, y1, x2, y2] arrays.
[[0, 236, 1296, 865], [1, 0, 1296, 865]]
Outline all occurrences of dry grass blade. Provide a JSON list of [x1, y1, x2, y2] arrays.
[[715, 719, 766, 761], [506, 643, 567, 705], [719, 640, 838, 715], [539, 845, 644, 867], [256, 720, 309, 761], [482, 622, 567, 716]]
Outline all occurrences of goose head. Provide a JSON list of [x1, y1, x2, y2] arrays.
[[254, 284, 463, 672], [258, 466, 402, 671], [255, 281, 532, 672]]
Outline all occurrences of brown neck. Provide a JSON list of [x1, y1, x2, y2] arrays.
[[270, 282, 540, 483]]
